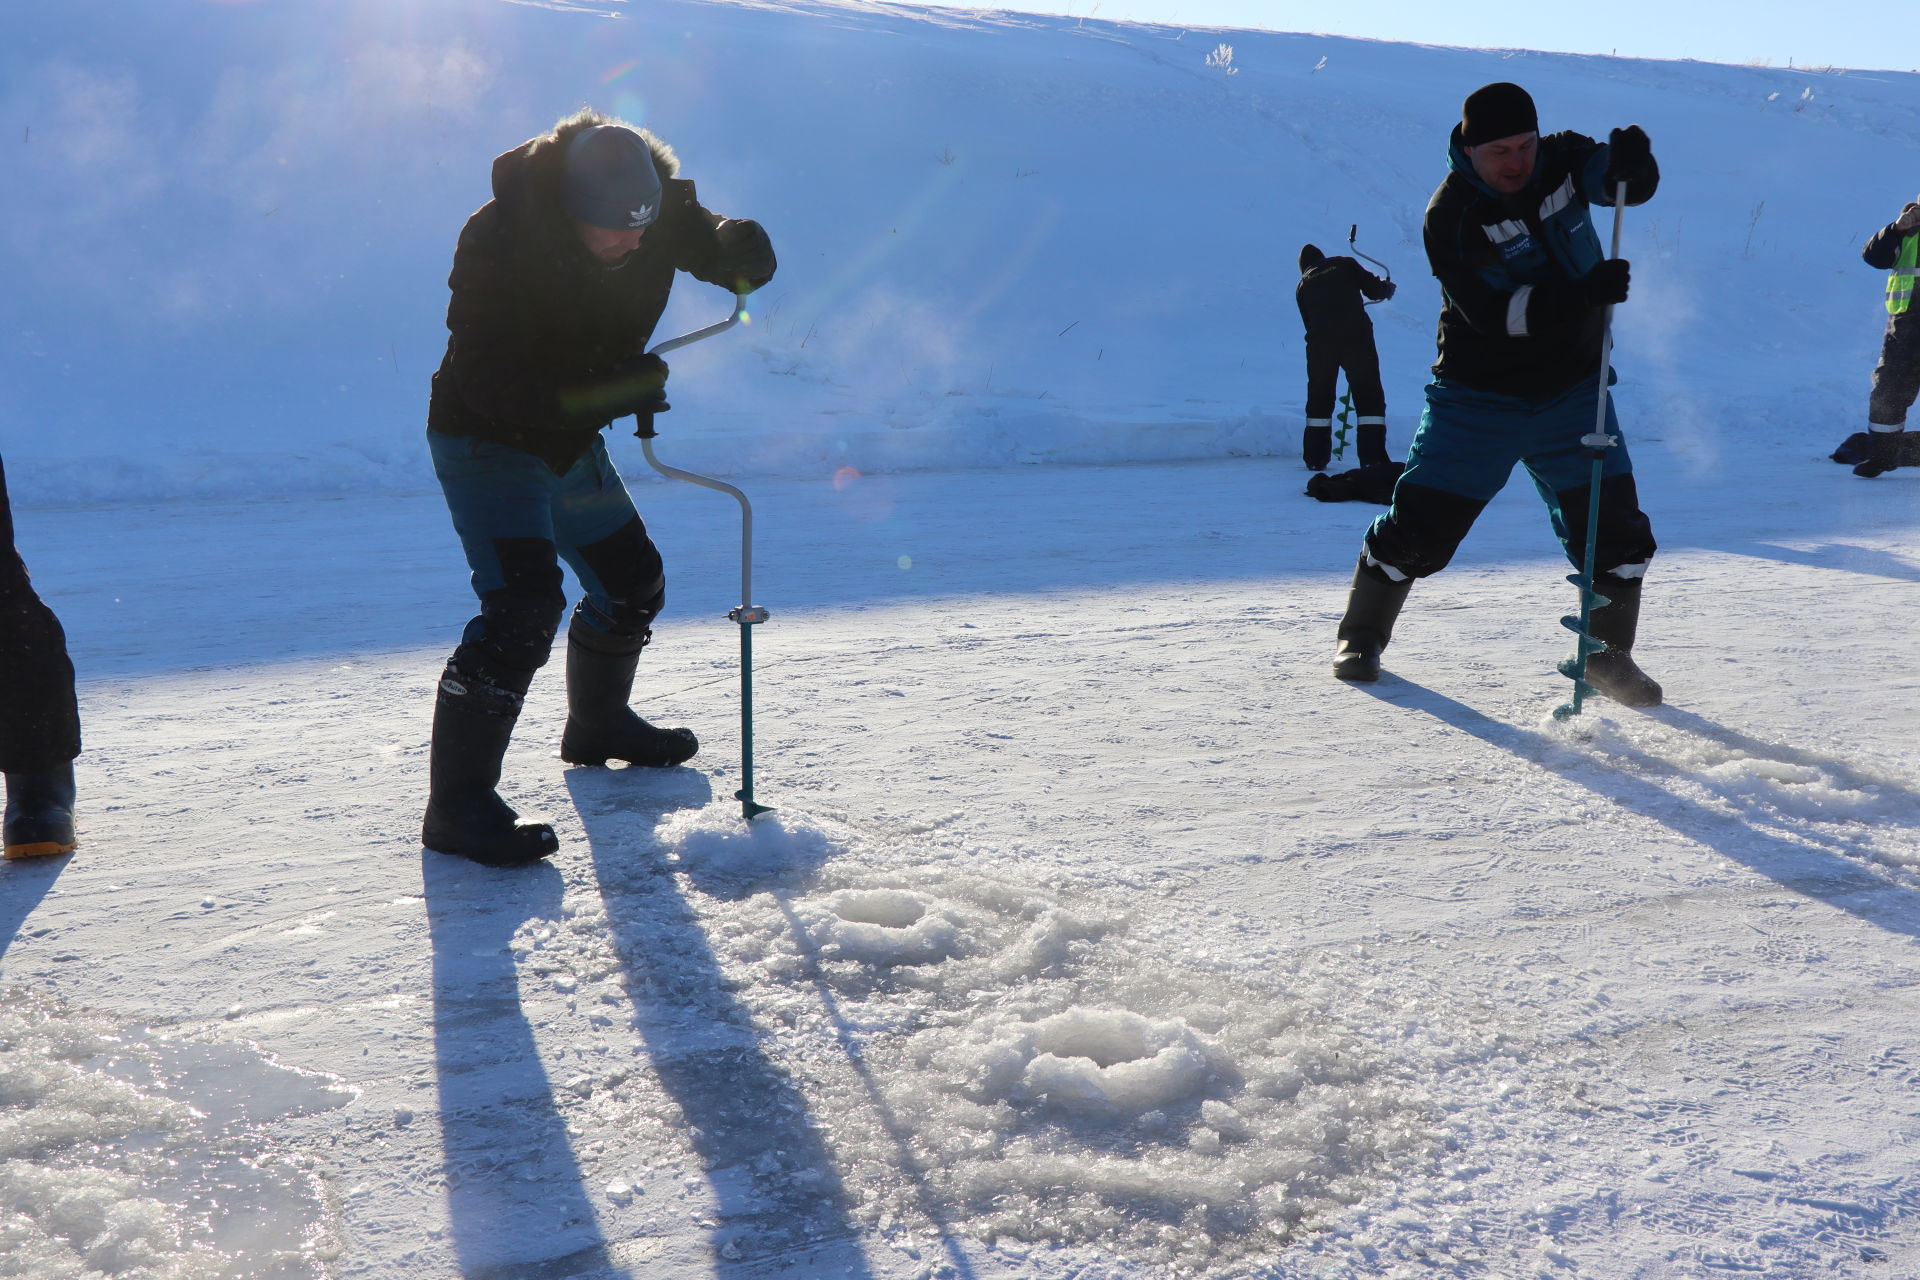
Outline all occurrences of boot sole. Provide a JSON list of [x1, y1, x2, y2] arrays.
[[421, 812, 558, 867], [560, 752, 696, 768], [5, 839, 76, 859], [422, 836, 557, 867], [1333, 652, 1382, 682], [1593, 685, 1663, 708], [560, 729, 698, 769]]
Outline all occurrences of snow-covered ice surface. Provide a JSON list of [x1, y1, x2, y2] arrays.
[[8, 443, 1920, 1277], [6, 0, 1920, 1276], [0, 985, 350, 1277]]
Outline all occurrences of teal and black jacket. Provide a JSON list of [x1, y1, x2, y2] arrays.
[[1421, 127, 1658, 400]]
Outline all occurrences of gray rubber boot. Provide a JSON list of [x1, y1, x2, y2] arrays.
[[4, 763, 77, 859], [1583, 577, 1662, 707], [558, 638, 698, 768], [421, 666, 557, 866], [1356, 424, 1391, 469], [1333, 557, 1413, 682]]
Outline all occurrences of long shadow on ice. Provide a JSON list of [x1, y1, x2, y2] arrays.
[[49, 456, 1911, 685], [565, 768, 882, 1277], [660, 802, 983, 1280], [1359, 679, 1920, 941], [0, 854, 69, 965], [424, 854, 629, 1280], [31, 464, 1378, 681], [766, 888, 987, 1280], [1715, 538, 1920, 584]]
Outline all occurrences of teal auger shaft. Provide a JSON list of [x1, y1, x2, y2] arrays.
[[1553, 181, 1629, 722], [735, 612, 772, 820]]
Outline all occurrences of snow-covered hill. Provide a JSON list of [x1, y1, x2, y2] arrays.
[[4, 3, 1920, 1279], [5, 0, 1918, 502]]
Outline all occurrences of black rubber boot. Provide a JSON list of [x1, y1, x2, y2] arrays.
[[4, 763, 77, 859], [1356, 424, 1390, 469], [1302, 425, 1332, 472], [421, 666, 557, 867], [559, 638, 698, 768], [1333, 557, 1414, 682], [1583, 576, 1662, 707]]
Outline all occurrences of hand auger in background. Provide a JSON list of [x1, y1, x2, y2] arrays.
[[1327, 225, 1389, 461], [1553, 181, 1629, 723], [635, 291, 775, 821], [1348, 223, 1392, 303]]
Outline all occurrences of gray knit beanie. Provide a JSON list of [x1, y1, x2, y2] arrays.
[[562, 125, 662, 230]]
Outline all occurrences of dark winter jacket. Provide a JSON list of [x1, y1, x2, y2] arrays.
[[1422, 127, 1658, 400], [428, 113, 744, 472], [1296, 249, 1392, 344], [1863, 207, 1918, 270]]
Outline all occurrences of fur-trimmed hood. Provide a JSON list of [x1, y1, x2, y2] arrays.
[[489, 109, 682, 237]]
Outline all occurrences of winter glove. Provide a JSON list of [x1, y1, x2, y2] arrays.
[[714, 218, 777, 294], [1853, 428, 1904, 478], [1603, 125, 1653, 189], [1580, 258, 1631, 306], [1896, 203, 1920, 233], [559, 354, 670, 426], [602, 354, 672, 420], [1380, 280, 1398, 301]]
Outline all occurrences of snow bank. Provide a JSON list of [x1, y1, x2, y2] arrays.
[[5, 0, 1916, 505]]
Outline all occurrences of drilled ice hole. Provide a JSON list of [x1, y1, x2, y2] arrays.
[[1019, 1010, 1215, 1113], [833, 889, 929, 929], [818, 889, 961, 965], [1032, 1008, 1155, 1067]]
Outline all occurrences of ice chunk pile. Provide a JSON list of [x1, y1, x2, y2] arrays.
[[0, 986, 346, 1279], [532, 807, 1491, 1273]]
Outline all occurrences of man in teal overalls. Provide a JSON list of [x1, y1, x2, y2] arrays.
[[1331, 82, 1663, 706]]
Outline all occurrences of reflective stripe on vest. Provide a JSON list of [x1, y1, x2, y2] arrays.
[[1890, 232, 1919, 316]]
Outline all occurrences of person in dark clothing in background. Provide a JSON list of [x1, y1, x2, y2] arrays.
[[1848, 197, 1920, 478], [1297, 244, 1396, 470], [1, 453, 80, 860], [423, 108, 776, 866], [1330, 82, 1662, 704]]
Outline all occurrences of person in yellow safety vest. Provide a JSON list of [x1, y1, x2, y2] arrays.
[[1852, 197, 1920, 477]]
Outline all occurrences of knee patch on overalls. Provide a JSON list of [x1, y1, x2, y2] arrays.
[[454, 537, 566, 676], [1552, 473, 1657, 576], [1364, 481, 1488, 579], [568, 516, 666, 654]]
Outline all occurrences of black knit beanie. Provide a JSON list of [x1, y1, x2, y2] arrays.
[[1460, 82, 1538, 147]]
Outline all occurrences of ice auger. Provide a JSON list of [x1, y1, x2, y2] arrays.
[[1348, 223, 1392, 302], [1553, 182, 1629, 722], [638, 291, 775, 820]]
